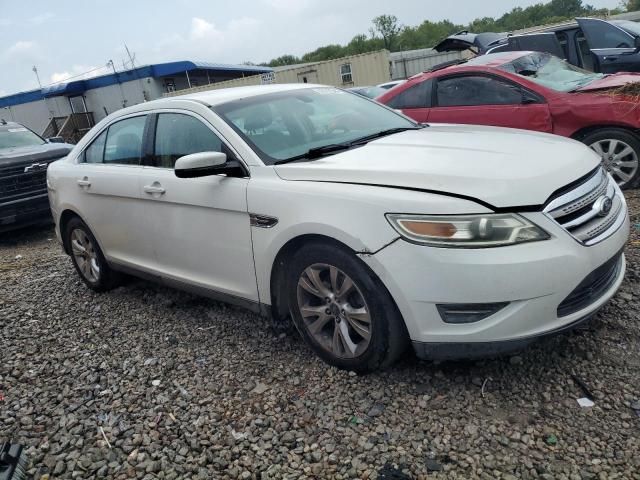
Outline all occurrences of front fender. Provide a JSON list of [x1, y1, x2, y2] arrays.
[[247, 171, 489, 305]]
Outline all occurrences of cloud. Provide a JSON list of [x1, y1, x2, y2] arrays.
[[5, 41, 37, 56], [0, 18, 12, 27], [263, 0, 311, 14], [2, 41, 42, 63], [149, 16, 263, 64], [29, 13, 55, 25], [49, 65, 105, 84], [189, 17, 221, 40]]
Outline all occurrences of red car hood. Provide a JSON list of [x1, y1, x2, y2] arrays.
[[576, 73, 640, 92]]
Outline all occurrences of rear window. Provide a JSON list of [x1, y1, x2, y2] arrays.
[[0, 127, 45, 149]]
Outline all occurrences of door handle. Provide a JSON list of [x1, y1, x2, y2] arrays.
[[144, 184, 166, 195], [77, 177, 91, 187]]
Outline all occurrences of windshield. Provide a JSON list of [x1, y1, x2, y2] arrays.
[[213, 87, 416, 164], [0, 126, 46, 150], [499, 52, 604, 92]]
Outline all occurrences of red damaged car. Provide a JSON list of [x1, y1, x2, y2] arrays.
[[378, 51, 640, 188]]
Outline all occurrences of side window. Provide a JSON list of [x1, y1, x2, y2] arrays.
[[103, 116, 146, 165], [154, 113, 223, 168], [84, 129, 107, 164], [576, 32, 595, 71], [556, 31, 570, 59], [388, 80, 431, 109], [580, 20, 634, 49], [436, 76, 522, 107]]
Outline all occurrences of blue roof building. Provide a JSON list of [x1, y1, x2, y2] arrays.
[[0, 60, 272, 139]]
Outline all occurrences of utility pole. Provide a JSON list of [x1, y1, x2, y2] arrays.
[[125, 44, 136, 69], [108, 59, 128, 108], [32, 66, 42, 89]]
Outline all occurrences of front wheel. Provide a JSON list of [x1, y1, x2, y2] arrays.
[[583, 128, 640, 189], [64, 217, 121, 292], [287, 242, 408, 372]]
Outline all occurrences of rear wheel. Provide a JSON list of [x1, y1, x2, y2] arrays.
[[287, 242, 408, 372], [583, 128, 640, 189], [64, 217, 121, 291]]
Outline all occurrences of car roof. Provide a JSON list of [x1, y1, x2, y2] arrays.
[[170, 83, 323, 107], [104, 83, 331, 119]]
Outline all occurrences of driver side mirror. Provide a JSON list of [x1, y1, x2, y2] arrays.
[[175, 151, 227, 178]]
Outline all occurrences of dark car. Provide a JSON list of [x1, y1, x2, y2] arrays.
[[0, 120, 73, 232], [377, 51, 640, 189], [435, 17, 640, 74]]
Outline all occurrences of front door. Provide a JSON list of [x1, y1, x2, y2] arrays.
[[427, 74, 553, 133], [140, 111, 258, 302], [73, 114, 152, 268], [577, 18, 640, 73]]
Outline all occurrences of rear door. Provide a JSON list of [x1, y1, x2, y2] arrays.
[[577, 18, 640, 73], [427, 73, 553, 133], [73, 114, 152, 267], [140, 110, 258, 302]]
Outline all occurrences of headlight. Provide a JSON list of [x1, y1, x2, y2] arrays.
[[386, 213, 550, 248]]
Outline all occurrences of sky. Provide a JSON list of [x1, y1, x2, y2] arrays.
[[0, 0, 623, 96]]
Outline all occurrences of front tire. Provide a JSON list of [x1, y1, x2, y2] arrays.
[[64, 217, 121, 292], [287, 242, 408, 372], [583, 128, 640, 189]]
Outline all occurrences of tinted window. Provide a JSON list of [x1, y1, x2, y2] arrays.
[[84, 129, 107, 163], [154, 114, 223, 168], [388, 81, 431, 109], [436, 76, 522, 107], [581, 20, 634, 49], [103, 116, 146, 165]]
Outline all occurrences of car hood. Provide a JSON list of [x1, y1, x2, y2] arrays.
[[0, 142, 73, 167], [274, 125, 600, 209], [575, 73, 640, 92]]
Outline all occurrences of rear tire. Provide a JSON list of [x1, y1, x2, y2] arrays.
[[582, 128, 640, 189], [287, 242, 408, 372], [64, 217, 121, 292]]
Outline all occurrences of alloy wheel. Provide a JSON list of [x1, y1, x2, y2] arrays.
[[590, 138, 638, 187], [296, 263, 372, 359], [70, 228, 100, 283]]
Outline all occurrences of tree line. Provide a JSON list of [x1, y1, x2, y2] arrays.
[[262, 0, 634, 67]]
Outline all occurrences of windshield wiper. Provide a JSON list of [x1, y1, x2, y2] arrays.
[[348, 126, 425, 146], [274, 143, 353, 165], [274, 125, 425, 165]]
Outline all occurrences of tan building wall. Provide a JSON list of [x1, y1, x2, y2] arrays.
[[165, 50, 391, 97]]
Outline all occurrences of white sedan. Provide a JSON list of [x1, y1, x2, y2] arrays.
[[47, 84, 629, 371]]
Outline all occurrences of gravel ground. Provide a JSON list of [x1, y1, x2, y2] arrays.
[[1, 192, 639, 480]]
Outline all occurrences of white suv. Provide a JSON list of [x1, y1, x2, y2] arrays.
[[47, 84, 629, 372]]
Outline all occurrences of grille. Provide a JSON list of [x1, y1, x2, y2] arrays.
[[544, 168, 626, 246], [0, 158, 57, 204], [557, 252, 622, 317]]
